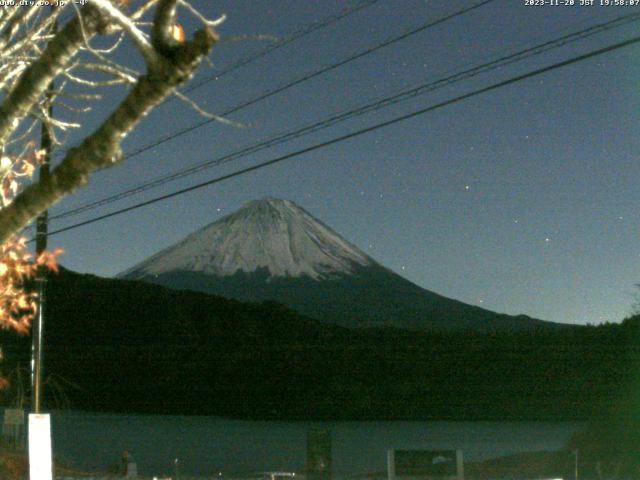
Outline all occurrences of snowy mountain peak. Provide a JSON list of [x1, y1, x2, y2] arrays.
[[121, 198, 375, 280]]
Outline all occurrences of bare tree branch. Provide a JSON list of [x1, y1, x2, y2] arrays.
[[0, 6, 107, 146], [152, 0, 179, 54], [132, 0, 160, 21], [0, 0, 224, 340], [0, 26, 219, 243], [90, 0, 159, 65]]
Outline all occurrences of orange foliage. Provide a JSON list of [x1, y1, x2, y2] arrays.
[[0, 145, 63, 388], [171, 23, 186, 43], [0, 145, 42, 207], [0, 237, 62, 336]]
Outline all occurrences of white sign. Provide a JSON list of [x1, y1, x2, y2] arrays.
[[29, 413, 53, 480], [388, 449, 464, 480]]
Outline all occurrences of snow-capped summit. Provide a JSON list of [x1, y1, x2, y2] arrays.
[[121, 197, 557, 332], [121, 197, 375, 280]]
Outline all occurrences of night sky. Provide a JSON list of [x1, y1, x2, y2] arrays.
[[36, 0, 640, 326]]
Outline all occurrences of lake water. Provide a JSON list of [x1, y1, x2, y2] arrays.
[[41, 411, 584, 478]]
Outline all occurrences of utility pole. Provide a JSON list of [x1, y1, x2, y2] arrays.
[[573, 449, 579, 480], [31, 114, 51, 414], [31, 9, 55, 415]]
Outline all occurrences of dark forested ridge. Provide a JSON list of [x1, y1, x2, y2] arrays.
[[1, 268, 638, 422]]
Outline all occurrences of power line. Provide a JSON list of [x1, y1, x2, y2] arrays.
[[184, 0, 382, 93], [56, 0, 378, 43], [50, 11, 640, 221], [39, 33, 640, 240], [49, 0, 498, 218], [51, 0, 382, 161], [56, 0, 497, 164]]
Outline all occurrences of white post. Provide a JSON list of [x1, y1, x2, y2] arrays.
[[28, 413, 53, 480], [387, 449, 396, 480]]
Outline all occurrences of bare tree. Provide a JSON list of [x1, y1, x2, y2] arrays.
[[0, 0, 222, 332]]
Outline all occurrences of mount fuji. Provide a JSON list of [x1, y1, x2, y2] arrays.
[[120, 197, 556, 331]]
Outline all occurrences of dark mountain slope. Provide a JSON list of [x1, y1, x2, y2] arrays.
[[121, 197, 560, 332]]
